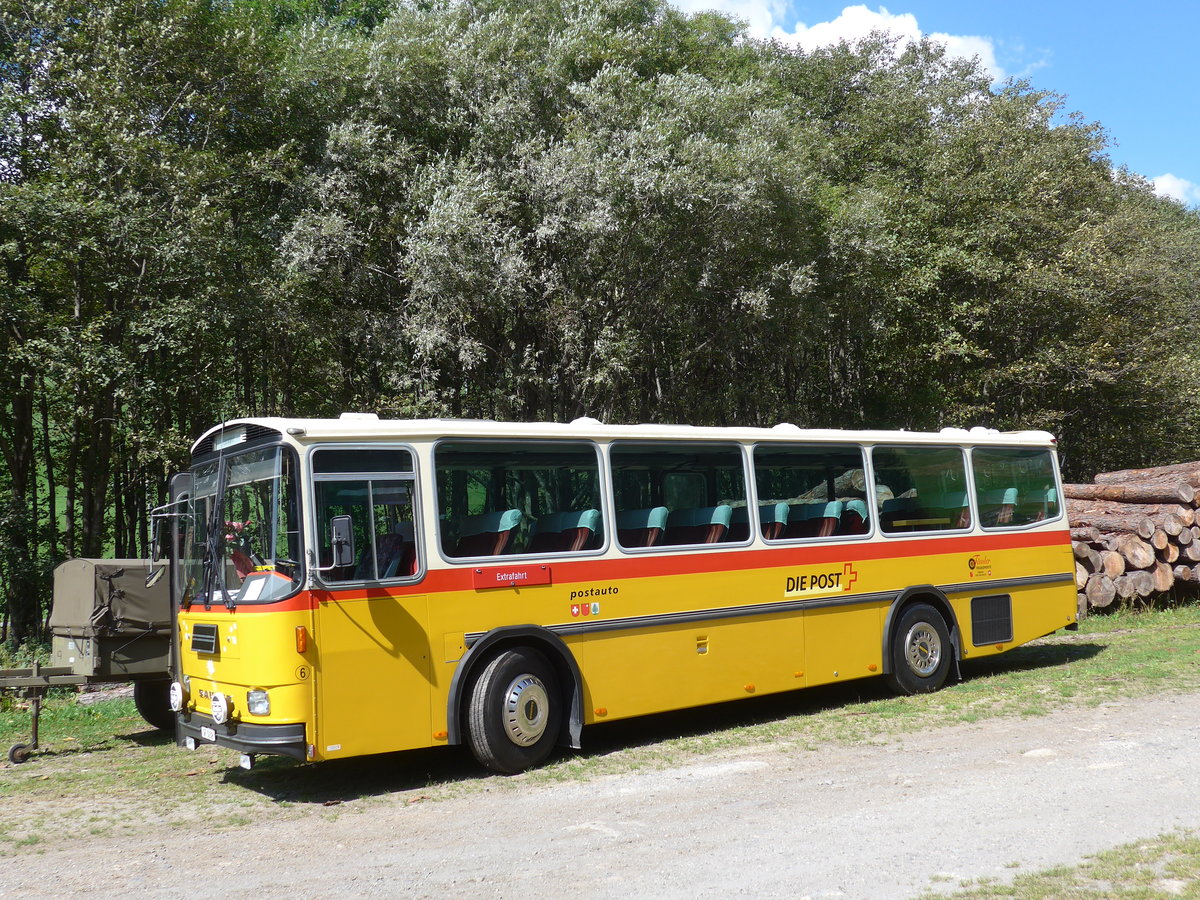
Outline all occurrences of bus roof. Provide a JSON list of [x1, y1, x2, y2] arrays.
[[191, 414, 1058, 455]]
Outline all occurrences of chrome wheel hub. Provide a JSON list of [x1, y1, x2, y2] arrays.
[[502, 674, 549, 746], [904, 623, 942, 677]]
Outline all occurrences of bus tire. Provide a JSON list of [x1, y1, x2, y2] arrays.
[[466, 648, 561, 774], [885, 603, 952, 695], [134, 678, 176, 732]]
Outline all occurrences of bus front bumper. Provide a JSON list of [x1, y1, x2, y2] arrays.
[[177, 711, 308, 761]]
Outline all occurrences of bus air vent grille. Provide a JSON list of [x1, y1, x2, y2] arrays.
[[970, 594, 1013, 646], [194, 424, 282, 457]]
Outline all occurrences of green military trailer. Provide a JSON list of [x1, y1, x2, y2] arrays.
[[2, 559, 174, 763]]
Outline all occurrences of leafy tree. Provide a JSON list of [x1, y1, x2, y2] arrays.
[[1, 0, 1199, 639]]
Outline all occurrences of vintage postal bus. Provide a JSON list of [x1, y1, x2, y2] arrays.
[[164, 416, 1076, 772]]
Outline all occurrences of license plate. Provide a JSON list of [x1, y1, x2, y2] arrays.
[[200, 726, 216, 742]]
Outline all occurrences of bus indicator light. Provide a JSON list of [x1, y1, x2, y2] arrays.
[[433, 731, 448, 741], [296, 626, 308, 653]]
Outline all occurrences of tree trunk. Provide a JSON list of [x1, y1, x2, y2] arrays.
[[1110, 534, 1155, 570], [1099, 550, 1125, 578], [1131, 570, 1155, 597], [0, 381, 43, 643], [1072, 541, 1102, 571], [1066, 511, 1155, 539], [1085, 573, 1115, 609], [1152, 562, 1174, 593], [1094, 463, 1200, 487], [1113, 574, 1137, 600], [1063, 481, 1195, 504]]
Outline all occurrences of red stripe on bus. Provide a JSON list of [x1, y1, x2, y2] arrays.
[[196, 528, 1069, 612]]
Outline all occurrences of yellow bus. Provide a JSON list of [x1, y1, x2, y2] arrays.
[[165, 416, 1076, 773]]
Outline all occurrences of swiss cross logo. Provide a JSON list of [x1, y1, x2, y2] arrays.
[[571, 604, 580, 617], [842, 562, 859, 591]]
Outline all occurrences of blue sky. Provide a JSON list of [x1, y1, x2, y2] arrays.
[[672, 1, 1199, 205]]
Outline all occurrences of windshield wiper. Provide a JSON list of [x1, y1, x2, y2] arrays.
[[199, 463, 237, 611]]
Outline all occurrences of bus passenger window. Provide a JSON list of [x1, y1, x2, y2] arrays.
[[872, 446, 971, 534], [752, 444, 870, 541], [609, 443, 748, 549], [435, 441, 604, 559], [972, 447, 1060, 528], [312, 448, 419, 583]]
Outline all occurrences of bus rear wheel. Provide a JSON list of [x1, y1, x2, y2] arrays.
[[466, 648, 561, 774], [886, 603, 952, 695]]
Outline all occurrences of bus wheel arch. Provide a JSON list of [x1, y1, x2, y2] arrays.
[[881, 587, 962, 694], [447, 625, 583, 755]]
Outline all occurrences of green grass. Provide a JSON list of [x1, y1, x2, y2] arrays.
[[925, 830, 1200, 898], [2, 605, 1200, 854]]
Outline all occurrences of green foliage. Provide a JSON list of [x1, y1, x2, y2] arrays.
[[1, 0, 1199, 633]]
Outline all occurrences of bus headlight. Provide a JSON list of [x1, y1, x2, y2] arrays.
[[169, 681, 185, 712], [210, 692, 230, 724], [246, 690, 270, 716]]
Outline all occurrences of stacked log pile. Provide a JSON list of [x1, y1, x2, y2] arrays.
[[1068, 462, 1200, 614]]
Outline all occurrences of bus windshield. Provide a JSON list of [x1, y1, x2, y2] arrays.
[[181, 446, 302, 608]]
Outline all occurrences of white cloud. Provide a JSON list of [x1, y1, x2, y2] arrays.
[[672, 3, 1005, 80], [1152, 174, 1200, 206]]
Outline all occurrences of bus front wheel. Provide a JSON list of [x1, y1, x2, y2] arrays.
[[466, 648, 561, 774], [885, 603, 952, 695]]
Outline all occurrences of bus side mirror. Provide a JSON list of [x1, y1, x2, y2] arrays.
[[330, 515, 355, 568], [149, 516, 165, 564]]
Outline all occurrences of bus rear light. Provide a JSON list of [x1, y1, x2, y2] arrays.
[[247, 690, 270, 716], [296, 626, 308, 653]]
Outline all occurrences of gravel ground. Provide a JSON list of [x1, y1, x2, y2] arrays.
[[3, 690, 1199, 899]]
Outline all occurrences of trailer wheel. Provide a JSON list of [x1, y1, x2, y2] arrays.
[[466, 648, 561, 774], [134, 679, 176, 732], [7, 742, 31, 764]]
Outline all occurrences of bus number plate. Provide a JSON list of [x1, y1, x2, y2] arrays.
[[200, 726, 216, 742]]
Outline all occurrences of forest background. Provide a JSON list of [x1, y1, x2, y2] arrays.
[[2, 0, 1199, 644]]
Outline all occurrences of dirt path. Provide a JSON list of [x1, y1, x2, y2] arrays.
[[3, 691, 1200, 899]]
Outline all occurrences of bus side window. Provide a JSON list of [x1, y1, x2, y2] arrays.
[[972, 447, 1060, 529], [609, 442, 748, 549], [872, 446, 971, 534], [435, 441, 605, 559], [312, 448, 419, 583], [752, 443, 870, 541]]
